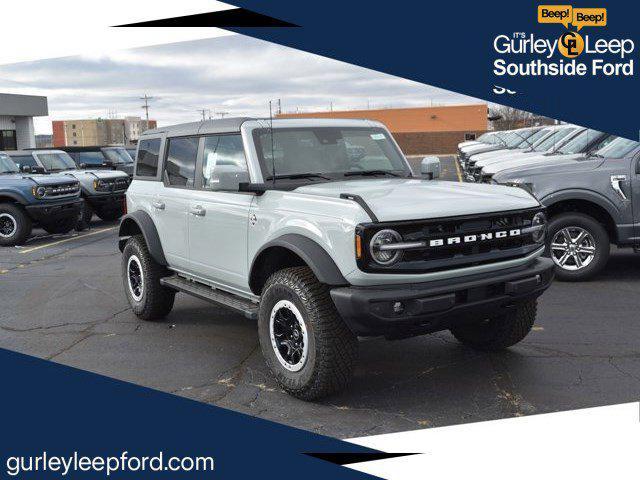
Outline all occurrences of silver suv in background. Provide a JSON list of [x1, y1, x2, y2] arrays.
[[119, 118, 554, 399]]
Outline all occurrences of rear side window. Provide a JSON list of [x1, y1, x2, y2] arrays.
[[164, 137, 199, 187], [136, 138, 162, 177]]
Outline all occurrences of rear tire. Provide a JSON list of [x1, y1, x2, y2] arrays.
[[0, 203, 32, 247], [258, 266, 358, 400], [122, 235, 175, 321], [450, 299, 537, 351], [546, 212, 610, 282]]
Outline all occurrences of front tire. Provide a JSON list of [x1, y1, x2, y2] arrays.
[[450, 299, 537, 351], [0, 203, 32, 247], [122, 235, 175, 321], [258, 266, 358, 400], [75, 202, 93, 231], [546, 212, 610, 282]]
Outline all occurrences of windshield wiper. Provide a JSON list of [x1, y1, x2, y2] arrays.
[[265, 172, 331, 181], [344, 170, 401, 177]]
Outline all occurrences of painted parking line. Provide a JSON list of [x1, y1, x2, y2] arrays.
[[454, 157, 463, 182], [19, 227, 117, 254]]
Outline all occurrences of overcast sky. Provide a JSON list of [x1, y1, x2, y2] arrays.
[[0, 34, 481, 135]]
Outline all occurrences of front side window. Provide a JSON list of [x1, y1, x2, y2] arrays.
[[202, 134, 248, 190], [164, 136, 199, 187], [36, 152, 77, 171], [136, 138, 161, 177], [253, 127, 410, 180]]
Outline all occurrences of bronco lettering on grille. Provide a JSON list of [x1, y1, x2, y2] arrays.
[[428, 229, 522, 247]]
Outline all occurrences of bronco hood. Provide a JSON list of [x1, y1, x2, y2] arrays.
[[62, 169, 129, 181], [19, 174, 78, 186], [294, 179, 539, 222]]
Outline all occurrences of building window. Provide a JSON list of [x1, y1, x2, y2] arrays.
[[464, 133, 477, 141], [72, 124, 76, 129], [72, 132, 77, 137], [0, 130, 17, 150]]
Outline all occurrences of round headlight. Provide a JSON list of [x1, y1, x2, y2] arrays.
[[33, 186, 46, 198], [369, 229, 403, 265], [531, 212, 547, 243]]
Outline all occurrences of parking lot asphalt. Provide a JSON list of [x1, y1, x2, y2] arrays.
[[1, 157, 639, 439]]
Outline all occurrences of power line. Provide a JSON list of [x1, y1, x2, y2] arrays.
[[197, 109, 208, 121]]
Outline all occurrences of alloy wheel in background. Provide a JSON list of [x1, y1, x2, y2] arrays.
[[550, 226, 596, 271]]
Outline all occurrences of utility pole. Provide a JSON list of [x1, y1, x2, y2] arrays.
[[197, 109, 208, 121], [140, 94, 153, 130], [277, 99, 282, 115]]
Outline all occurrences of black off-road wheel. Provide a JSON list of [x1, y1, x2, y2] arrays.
[[450, 299, 537, 351], [122, 235, 175, 321], [75, 202, 93, 231], [546, 212, 610, 282], [0, 203, 32, 247], [258, 266, 358, 400], [43, 217, 77, 235]]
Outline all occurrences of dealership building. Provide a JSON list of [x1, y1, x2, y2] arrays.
[[0, 93, 48, 150], [278, 104, 488, 155]]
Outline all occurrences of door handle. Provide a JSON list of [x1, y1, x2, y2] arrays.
[[190, 205, 206, 217], [152, 201, 165, 210]]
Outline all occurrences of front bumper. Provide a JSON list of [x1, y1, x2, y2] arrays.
[[330, 257, 554, 338], [85, 192, 125, 211], [25, 198, 83, 224]]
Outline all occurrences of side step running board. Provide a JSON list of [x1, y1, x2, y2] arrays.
[[160, 275, 259, 320]]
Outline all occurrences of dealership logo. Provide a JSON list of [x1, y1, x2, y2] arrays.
[[558, 31, 584, 58], [428, 229, 521, 248], [491, 5, 634, 81]]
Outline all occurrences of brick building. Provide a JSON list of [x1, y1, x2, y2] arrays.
[[277, 104, 488, 155], [52, 117, 157, 147]]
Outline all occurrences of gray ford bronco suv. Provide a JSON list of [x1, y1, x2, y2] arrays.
[[0, 152, 82, 245], [119, 118, 554, 399], [7, 150, 130, 229], [493, 136, 640, 282]]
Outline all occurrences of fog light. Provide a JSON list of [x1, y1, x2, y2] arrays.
[[392, 302, 405, 314]]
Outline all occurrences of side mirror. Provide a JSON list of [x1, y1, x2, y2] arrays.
[[421, 156, 441, 180], [21, 165, 32, 173], [238, 182, 268, 196], [31, 166, 46, 174], [79, 163, 87, 169]]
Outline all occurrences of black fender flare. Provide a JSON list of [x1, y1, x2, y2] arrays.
[[0, 191, 28, 205], [540, 189, 621, 223], [250, 234, 348, 290], [118, 210, 167, 265]]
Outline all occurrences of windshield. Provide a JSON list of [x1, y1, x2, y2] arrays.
[[532, 128, 577, 152], [593, 137, 639, 159], [516, 128, 548, 148], [36, 152, 77, 171], [510, 129, 540, 148], [556, 129, 604, 155], [103, 148, 132, 164], [253, 127, 411, 180], [0, 154, 19, 174]]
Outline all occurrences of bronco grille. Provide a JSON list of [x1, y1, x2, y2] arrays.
[[46, 183, 80, 197], [356, 208, 544, 274]]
